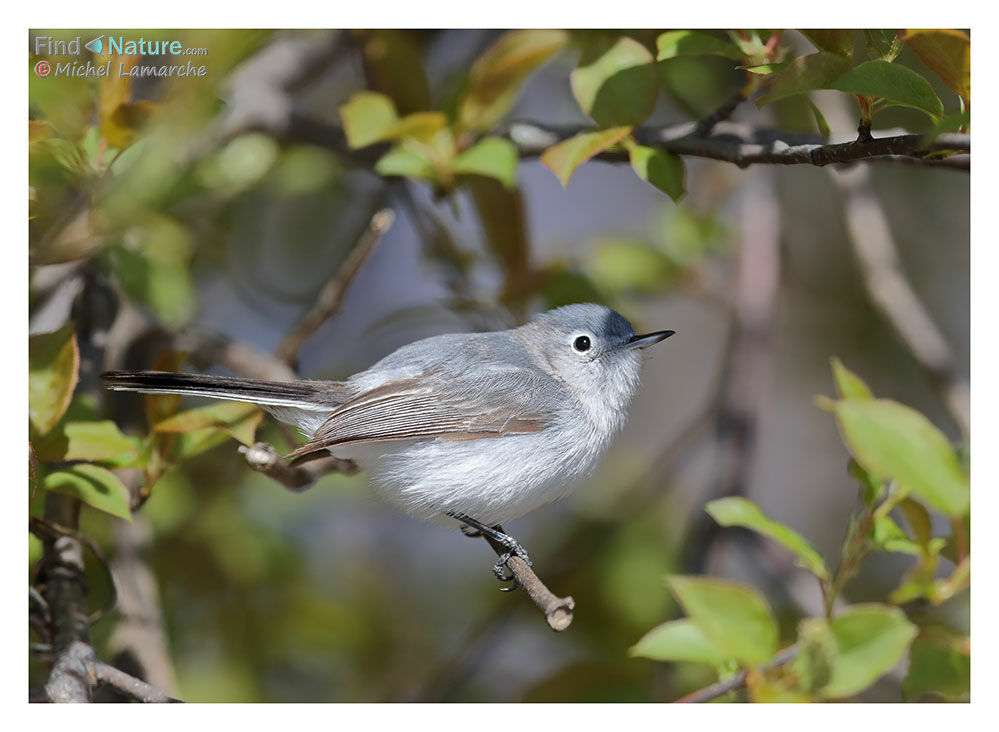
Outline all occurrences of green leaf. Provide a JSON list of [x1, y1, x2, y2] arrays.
[[339, 93, 448, 149], [339, 92, 399, 149], [453, 136, 518, 188], [34, 420, 141, 467], [374, 143, 436, 182], [585, 238, 676, 294], [829, 61, 943, 120], [29, 323, 79, 436], [829, 398, 969, 515], [863, 30, 903, 63], [655, 30, 742, 61], [43, 463, 132, 521], [903, 29, 970, 101], [805, 98, 831, 139], [706, 497, 829, 580], [871, 515, 922, 555], [571, 36, 657, 128], [458, 30, 568, 132], [800, 30, 854, 60], [739, 63, 787, 75], [830, 357, 873, 400], [757, 52, 852, 107], [540, 127, 632, 187], [903, 632, 970, 701], [629, 619, 725, 664], [821, 604, 917, 698], [155, 402, 260, 437], [627, 143, 685, 201], [668, 575, 778, 666]]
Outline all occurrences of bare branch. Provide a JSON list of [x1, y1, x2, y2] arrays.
[[478, 534, 575, 632], [36, 496, 92, 702], [675, 645, 799, 703], [504, 119, 969, 171], [240, 441, 358, 491], [93, 661, 181, 703], [275, 207, 395, 367]]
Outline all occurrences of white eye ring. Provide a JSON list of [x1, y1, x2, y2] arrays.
[[572, 334, 592, 352]]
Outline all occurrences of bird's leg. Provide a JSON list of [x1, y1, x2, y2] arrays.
[[448, 512, 532, 591]]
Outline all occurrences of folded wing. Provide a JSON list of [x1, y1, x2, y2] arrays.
[[286, 369, 555, 459]]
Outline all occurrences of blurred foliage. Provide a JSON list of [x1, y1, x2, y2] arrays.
[[29, 29, 969, 702]]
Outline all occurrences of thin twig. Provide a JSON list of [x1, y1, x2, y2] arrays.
[[239, 441, 358, 491], [675, 645, 799, 703], [275, 207, 395, 367], [479, 534, 575, 632], [830, 164, 970, 437], [93, 661, 181, 703]]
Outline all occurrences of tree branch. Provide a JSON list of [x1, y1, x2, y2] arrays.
[[37, 495, 92, 703], [239, 441, 358, 491], [479, 534, 575, 632], [504, 119, 969, 171], [675, 645, 799, 703], [275, 206, 395, 367], [92, 661, 181, 703]]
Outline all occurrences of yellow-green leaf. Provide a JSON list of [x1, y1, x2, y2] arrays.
[[830, 398, 969, 515], [668, 575, 778, 666], [629, 618, 725, 664], [34, 420, 141, 466], [375, 143, 437, 182], [706, 497, 829, 581], [453, 136, 518, 188], [627, 143, 685, 201], [821, 604, 917, 698], [831, 357, 873, 400], [155, 401, 260, 435], [656, 30, 742, 61], [540, 127, 632, 187], [339, 92, 400, 149], [458, 30, 568, 132], [43, 463, 132, 521], [571, 36, 657, 128], [29, 323, 79, 436], [903, 29, 970, 101]]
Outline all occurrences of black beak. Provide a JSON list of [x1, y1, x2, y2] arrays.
[[626, 330, 675, 350]]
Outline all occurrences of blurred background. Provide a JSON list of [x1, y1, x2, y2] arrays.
[[29, 29, 968, 702]]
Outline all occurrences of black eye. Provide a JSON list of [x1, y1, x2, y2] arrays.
[[573, 335, 591, 352]]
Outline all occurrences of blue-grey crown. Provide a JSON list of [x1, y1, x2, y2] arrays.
[[532, 303, 636, 340]]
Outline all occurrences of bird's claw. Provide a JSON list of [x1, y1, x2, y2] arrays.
[[447, 512, 532, 592]]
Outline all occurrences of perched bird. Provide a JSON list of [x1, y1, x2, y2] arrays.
[[103, 303, 673, 583]]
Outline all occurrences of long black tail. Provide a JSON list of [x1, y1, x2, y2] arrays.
[[101, 370, 336, 409]]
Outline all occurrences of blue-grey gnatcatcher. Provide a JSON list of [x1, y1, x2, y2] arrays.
[[102, 303, 673, 583]]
